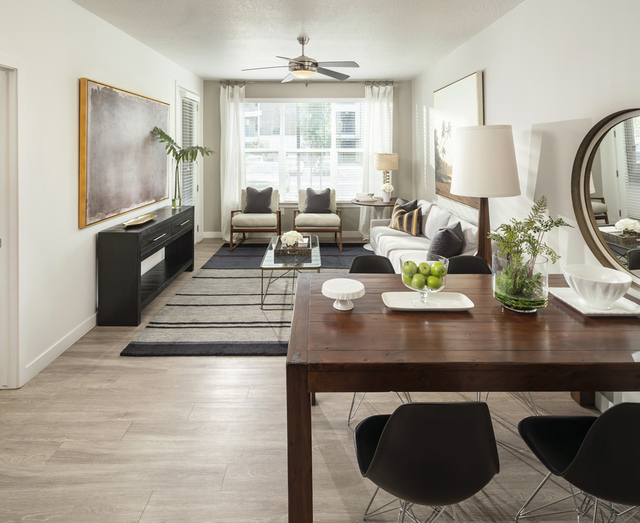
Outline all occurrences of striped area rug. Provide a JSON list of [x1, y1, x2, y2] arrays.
[[120, 251, 354, 356]]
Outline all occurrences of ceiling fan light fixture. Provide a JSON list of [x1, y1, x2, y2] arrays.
[[291, 69, 315, 79]]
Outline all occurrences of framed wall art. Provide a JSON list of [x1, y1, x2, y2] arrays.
[[433, 71, 484, 209], [79, 78, 170, 228]]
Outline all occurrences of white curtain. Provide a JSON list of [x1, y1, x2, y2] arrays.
[[359, 82, 394, 239], [219, 82, 246, 242]]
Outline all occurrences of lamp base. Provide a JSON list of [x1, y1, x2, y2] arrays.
[[476, 197, 492, 266], [382, 171, 390, 184]]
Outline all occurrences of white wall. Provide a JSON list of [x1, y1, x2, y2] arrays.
[[412, 0, 640, 404], [0, 0, 203, 386], [202, 80, 412, 236], [412, 0, 640, 274]]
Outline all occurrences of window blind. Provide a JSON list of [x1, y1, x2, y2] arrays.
[[181, 97, 197, 206], [244, 101, 364, 202], [623, 119, 640, 220]]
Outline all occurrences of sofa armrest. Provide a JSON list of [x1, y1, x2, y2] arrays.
[[371, 219, 391, 228]]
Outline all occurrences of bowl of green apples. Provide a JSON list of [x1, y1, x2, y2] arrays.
[[400, 253, 449, 306]]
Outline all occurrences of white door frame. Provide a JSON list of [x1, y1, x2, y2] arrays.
[[0, 62, 19, 389], [176, 82, 204, 243]]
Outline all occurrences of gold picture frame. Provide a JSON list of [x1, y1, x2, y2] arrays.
[[79, 78, 170, 228], [433, 71, 484, 209]]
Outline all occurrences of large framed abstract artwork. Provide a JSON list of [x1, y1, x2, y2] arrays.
[[433, 71, 484, 209], [79, 78, 170, 228]]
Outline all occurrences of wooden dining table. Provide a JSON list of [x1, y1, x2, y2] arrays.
[[286, 272, 640, 522]]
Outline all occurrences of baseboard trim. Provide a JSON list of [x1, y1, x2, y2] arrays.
[[21, 313, 97, 387]]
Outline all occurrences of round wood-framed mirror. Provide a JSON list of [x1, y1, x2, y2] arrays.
[[571, 108, 640, 287]]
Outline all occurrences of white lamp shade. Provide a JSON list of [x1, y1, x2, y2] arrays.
[[451, 125, 521, 198], [374, 153, 398, 171]]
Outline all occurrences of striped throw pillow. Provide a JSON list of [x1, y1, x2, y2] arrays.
[[389, 200, 422, 236]]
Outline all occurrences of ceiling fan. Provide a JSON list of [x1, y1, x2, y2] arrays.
[[242, 37, 359, 83]]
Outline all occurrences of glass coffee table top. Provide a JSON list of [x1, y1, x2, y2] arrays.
[[261, 235, 321, 270]]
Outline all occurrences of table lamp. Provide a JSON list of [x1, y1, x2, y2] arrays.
[[451, 125, 521, 265], [374, 153, 398, 184]]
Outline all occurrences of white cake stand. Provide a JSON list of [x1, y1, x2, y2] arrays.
[[321, 278, 366, 311]]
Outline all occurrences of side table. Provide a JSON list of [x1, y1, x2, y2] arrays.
[[350, 197, 397, 250]]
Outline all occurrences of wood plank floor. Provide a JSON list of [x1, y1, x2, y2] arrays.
[[0, 239, 616, 522]]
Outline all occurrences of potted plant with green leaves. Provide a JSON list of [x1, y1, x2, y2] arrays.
[[488, 196, 571, 313], [152, 127, 215, 208]]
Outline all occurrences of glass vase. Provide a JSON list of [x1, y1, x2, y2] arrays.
[[172, 163, 182, 209], [492, 254, 549, 313]]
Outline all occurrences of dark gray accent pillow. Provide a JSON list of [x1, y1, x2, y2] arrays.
[[244, 187, 273, 213], [427, 221, 463, 258], [304, 188, 331, 213], [394, 198, 419, 212]]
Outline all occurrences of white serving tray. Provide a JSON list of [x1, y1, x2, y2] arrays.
[[549, 287, 640, 317], [356, 197, 376, 202], [382, 291, 474, 311]]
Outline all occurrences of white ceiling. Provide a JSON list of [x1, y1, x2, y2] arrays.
[[71, 0, 524, 82]]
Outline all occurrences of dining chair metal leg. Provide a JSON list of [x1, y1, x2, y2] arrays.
[[348, 392, 366, 425], [398, 499, 409, 523], [362, 487, 400, 520], [515, 471, 581, 521]]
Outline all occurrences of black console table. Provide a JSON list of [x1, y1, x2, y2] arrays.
[[97, 206, 194, 326]]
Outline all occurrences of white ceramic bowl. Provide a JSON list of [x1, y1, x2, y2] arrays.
[[562, 264, 632, 310]]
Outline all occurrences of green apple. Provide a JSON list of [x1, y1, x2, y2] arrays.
[[402, 260, 418, 277], [427, 275, 442, 290], [411, 273, 426, 290], [431, 261, 447, 278], [402, 273, 413, 286], [418, 262, 431, 276]]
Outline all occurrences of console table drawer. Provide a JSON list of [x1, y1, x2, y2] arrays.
[[172, 215, 193, 236], [140, 224, 172, 255]]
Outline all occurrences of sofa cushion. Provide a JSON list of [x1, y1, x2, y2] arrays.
[[419, 200, 434, 236], [424, 205, 453, 240], [377, 234, 431, 260], [389, 199, 421, 236], [304, 188, 332, 213], [427, 222, 464, 258], [243, 186, 273, 213]]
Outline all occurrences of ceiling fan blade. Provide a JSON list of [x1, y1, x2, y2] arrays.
[[276, 56, 300, 62], [242, 65, 290, 71], [281, 73, 296, 83], [316, 61, 359, 68], [316, 67, 349, 81]]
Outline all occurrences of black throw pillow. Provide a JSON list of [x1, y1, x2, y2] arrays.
[[243, 187, 273, 213], [427, 221, 464, 258], [304, 188, 332, 213]]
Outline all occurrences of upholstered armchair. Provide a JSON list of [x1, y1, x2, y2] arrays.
[[590, 197, 609, 223], [230, 188, 281, 251], [293, 188, 342, 251]]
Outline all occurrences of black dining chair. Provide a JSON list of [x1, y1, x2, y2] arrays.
[[349, 254, 396, 274], [447, 254, 491, 275], [516, 402, 640, 522], [627, 248, 640, 271], [347, 254, 409, 424], [354, 402, 500, 522]]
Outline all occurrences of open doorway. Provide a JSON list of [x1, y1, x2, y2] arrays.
[[0, 64, 18, 389]]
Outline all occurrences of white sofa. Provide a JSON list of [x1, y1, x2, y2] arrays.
[[369, 200, 478, 272]]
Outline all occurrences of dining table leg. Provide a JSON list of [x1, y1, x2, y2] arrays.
[[287, 364, 313, 522]]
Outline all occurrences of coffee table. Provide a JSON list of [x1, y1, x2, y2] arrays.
[[260, 235, 321, 310]]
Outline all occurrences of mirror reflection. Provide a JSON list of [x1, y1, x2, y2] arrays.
[[589, 116, 640, 276]]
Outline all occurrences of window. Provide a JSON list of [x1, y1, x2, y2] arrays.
[[244, 100, 364, 202], [181, 94, 198, 206], [623, 119, 640, 219]]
